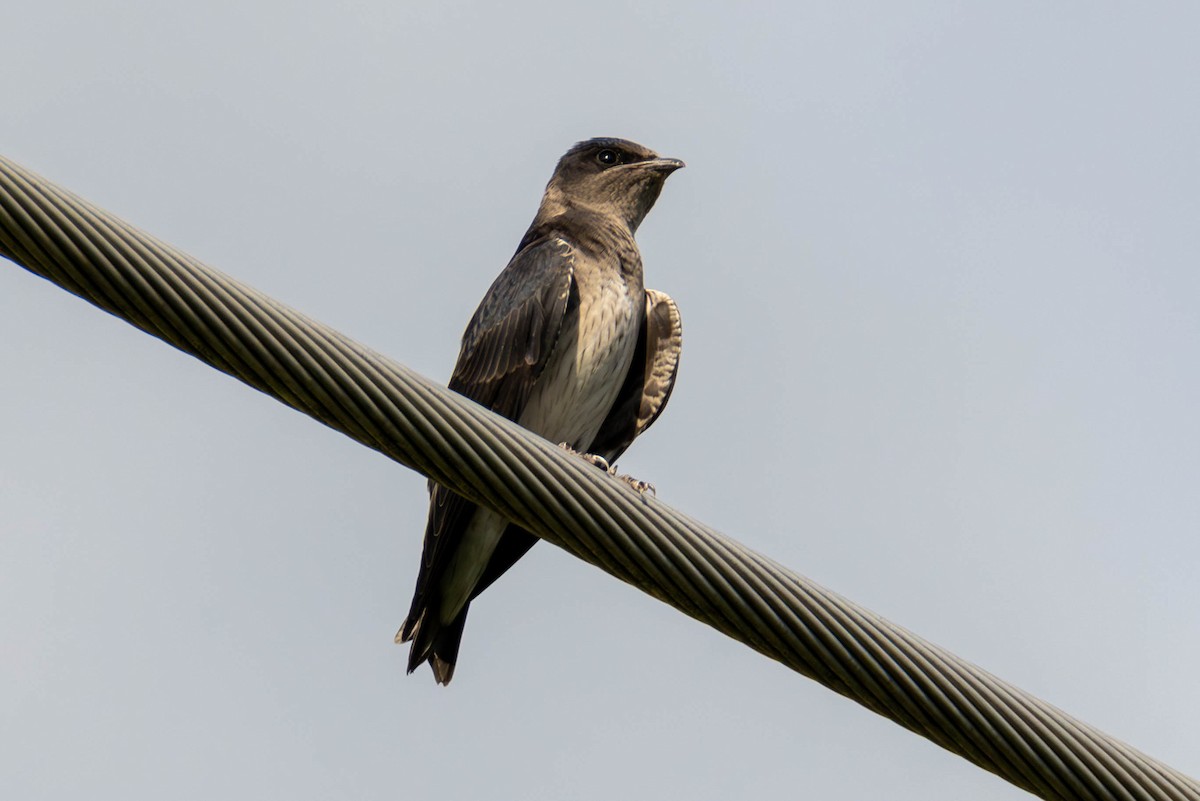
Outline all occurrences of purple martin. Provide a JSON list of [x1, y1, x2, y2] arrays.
[[397, 138, 684, 684]]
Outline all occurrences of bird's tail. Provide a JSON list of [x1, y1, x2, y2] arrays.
[[396, 606, 469, 685]]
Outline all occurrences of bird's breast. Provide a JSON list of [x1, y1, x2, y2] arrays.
[[517, 269, 643, 450]]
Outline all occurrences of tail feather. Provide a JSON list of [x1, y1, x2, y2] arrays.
[[397, 605, 470, 685]]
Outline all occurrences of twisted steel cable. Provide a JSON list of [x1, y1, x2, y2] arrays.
[[1, 154, 1195, 801]]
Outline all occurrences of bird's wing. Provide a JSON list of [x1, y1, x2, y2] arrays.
[[584, 287, 682, 464], [399, 237, 575, 654], [448, 237, 576, 416]]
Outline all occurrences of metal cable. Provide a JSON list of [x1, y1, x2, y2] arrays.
[[1, 154, 1195, 801]]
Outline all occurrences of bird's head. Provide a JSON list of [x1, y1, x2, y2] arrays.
[[541, 138, 684, 233]]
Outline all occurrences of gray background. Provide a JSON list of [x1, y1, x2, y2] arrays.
[[3, 2, 1197, 799]]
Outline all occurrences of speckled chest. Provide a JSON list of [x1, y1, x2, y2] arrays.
[[517, 254, 645, 449]]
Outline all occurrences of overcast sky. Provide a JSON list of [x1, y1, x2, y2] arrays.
[[3, 3, 1198, 799]]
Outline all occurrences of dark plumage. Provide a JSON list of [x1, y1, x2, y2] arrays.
[[397, 137, 684, 684]]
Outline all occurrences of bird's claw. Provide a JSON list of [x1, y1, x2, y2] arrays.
[[557, 443, 655, 494], [558, 442, 611, 472], [616, 474, 656, 495]]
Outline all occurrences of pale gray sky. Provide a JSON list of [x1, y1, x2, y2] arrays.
[[3, 2, 1198, 799]]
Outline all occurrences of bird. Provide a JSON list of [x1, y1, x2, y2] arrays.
[[396, 137, 685, 684]]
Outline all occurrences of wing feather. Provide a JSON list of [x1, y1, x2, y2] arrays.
[[400, 238, 575, 657], [448, 238, 574, 416], [589, 288, 683, 462]]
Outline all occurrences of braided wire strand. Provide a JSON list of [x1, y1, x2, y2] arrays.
[[2, 155, 1196, 801]]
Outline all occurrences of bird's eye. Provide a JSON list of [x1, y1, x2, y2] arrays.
[[596, 149, 620, 166]]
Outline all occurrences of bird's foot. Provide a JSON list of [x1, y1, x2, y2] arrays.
[[615, 474, 656, 495], [558, 442, 611, 472], [557, 443, 655, 495]]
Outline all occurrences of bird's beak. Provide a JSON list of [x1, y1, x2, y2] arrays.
[[643, 157, 686, 174]]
